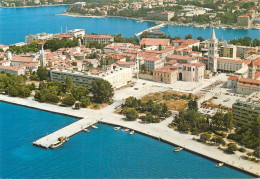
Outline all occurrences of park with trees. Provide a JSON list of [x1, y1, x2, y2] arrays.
[[121, 96, 172, 122]]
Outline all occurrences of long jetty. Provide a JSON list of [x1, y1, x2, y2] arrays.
[[33, 118, 98, 148], [135, 23, 165, 37]]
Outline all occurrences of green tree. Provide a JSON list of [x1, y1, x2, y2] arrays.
[[253, 147, 260, 158], [72, 86, 88, 100], [197, 36, 204, 42], [9, 85, 19, 97], [188, 99, 198, 111], [212, 112, 225, 129], [91, 79, 114, 103], [224, 112, 233, 131], [126, 108, 138, 121], [185, 34, 192, 40], [65, 76, 73, 92], [80, 96, 91, 108], [62, 95, 76, 106], [200, 133, 211, 142], [159, 44, 162, 51], [227, 143, 237, 153], [37, 67, 49, 81]]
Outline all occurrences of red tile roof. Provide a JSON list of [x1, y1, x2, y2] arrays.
[[83, 34, 114, 39], [140, 38, 169, 46], [167, 54, 196, 61], [228, 76, 239, 81]]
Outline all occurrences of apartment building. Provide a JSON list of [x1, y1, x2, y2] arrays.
[[144, 56, 164, 71], [67, 29, 85, 38], [232, 91, 260, 125], [220, 45, 237, 58], [83, 34, 114, 45], [50, 67, 132, 89], [153, 66, 178, 83]]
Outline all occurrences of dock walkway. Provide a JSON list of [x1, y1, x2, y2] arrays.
[[33, 118, 97, 148], [135, 23, 165, 37]]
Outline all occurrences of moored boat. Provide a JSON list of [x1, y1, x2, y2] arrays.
[[50, 136, 69, 149], [83, 128, 90, 132], [215, 163, 224, 167], [92, 125, 98, 129], [129, 130, 134, 135], [122, 129, 130, 132], [114, 127, 121, 130], [174, 147, 183, 152]]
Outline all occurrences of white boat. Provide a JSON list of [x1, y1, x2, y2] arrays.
[[174, 147, 183, 152], [92, 125, 98, 129], [50, 137, 69, 149], [215, 163, 224, 167], [122, 129, 130, 132], [129, 130, 134, 135], [83, 128, 90, 132], [114, 127, 121, 130]]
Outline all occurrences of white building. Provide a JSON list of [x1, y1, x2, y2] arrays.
[[144, 56, 164, 71], [67, 29, 85, 38], [50, 67, 132, 89], [25, 33, 53, 44], [83, 34, 114, 45]]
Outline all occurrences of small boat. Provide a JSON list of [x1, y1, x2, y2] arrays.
[[92, 125, 98, 129], [174, 147, 183, 152], [122, 129, 130, 132], [129, 130, 134, 135], [114, 127, 121, 130], [215, 163, 224, 167], [50, 136, 69, 149], [83, 128, 90, 132]]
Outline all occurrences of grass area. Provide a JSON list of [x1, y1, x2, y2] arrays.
[[202, 97, 232, 112], [141, 90, 199, 111]]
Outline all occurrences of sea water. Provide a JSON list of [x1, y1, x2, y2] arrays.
[[0, 102, 252, 178], [0, 6, 260, 45]]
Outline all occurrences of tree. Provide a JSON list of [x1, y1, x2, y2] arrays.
[[212, 112, 225, 129], [80, 96, 91, 108], [200, 133, 211, 142], [224, 112, 233, 131], [185, 34, 192, 40], [227, 143, 237, 153], [197, 36, 204, 42], [253, 147, 260, 158], [75, 102, 80, 109], [188, 99, 198, 111], [62, 95, 76, 106], [72, 86, 88, 100], [65, 76, 73, 92], [9, 86, 19, 97], [126, 108, 138, 121], [91, 79, 114, 103], [37, 67, 49, 81]]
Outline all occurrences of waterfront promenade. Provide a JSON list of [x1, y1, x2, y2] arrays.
[[0, 92, 259, 177]]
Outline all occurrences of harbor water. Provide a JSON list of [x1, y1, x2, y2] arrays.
[[0, 102, 252, 178]]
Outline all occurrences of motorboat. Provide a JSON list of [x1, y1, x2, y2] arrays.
[[129, 130, 134, 135], [114, 127, 121, 130], [50, 136, 69, 149], [174, 147, 183, 152], [122, 129, 130, 132], [92, 125, 98, 129], [215, 163, 224, 167], [83, 128, 90, 132]]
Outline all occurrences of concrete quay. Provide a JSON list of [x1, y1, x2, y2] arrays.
[[33, 118, 98, 148], [135, 23, 165, 37]]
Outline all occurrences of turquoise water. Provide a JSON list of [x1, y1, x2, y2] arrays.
[[0, 6, 260, 45], [0, 101, 252, 178]]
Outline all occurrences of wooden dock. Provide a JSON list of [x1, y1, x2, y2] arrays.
[[33, 118, 98, 149]]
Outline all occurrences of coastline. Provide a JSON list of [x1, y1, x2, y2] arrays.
[[0, 4, 68, 8], [60, 12, 259, 30], [0, 94, 259, 177]]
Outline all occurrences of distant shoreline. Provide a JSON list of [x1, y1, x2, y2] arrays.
[[61, 12, 259, 30], [0, 4, 68, 8]]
